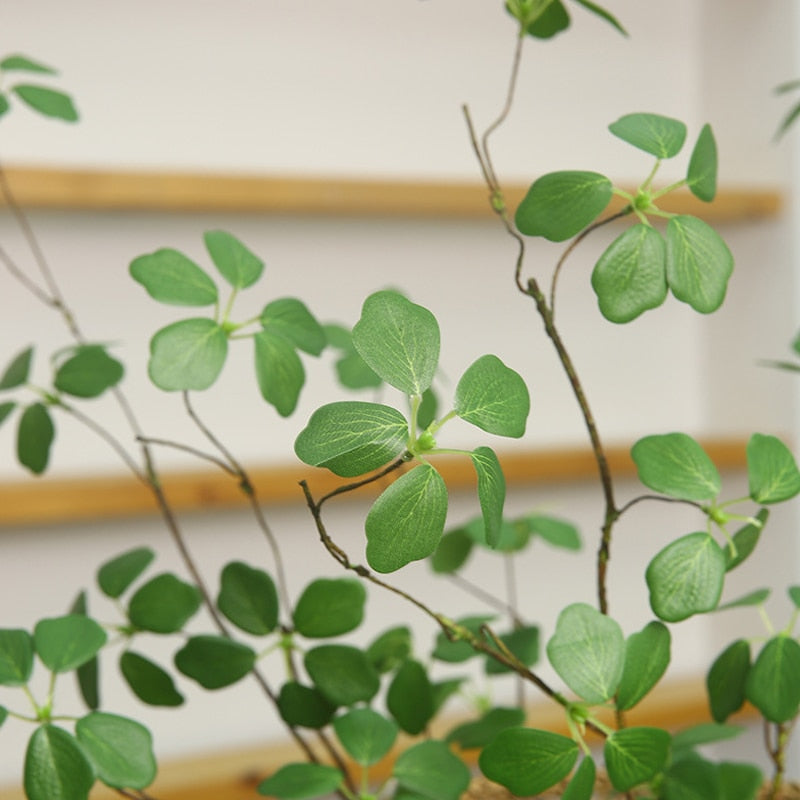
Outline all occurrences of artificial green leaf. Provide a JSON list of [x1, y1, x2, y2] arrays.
[[526, 514, 581, 550], [471, 447, 506, 548], [662, 753, 719, 799], [352, 291, 440, 395], [724, 509, 768, 571], [455, 355, 530, 438], [562, 757, 597, 800], [0, 346, 33, 389], [0, 706, 7, 728], [608, 112, 687, 159], [17, 402, 54, 474], [417, 387, 438, 430], [616, 621, 671, 711], [119, 651, 184, 707], [1, 55, 57, 74], [13, 85, 78, 121], [277, 682, 336, 729], [175, 635, 256, 689], [591, 224, 667, 323], [75, 712, 156, 790], [646, 532, 726, 622], [128, 573, 201, 633], [484, 625, 540, 675], [292, 578, 365, 638], [716, 588, 770, 611], [367, 626, 412, 674], [718, 762, 763, 800], [446, 706, 526, 750], [0, 628, 34, 685], [257, 763, 343, 799], [571, 0, 627, 35], [432, 615, 494, 664], [148, 318, 228, 391], [54, 345, 124, 398], [707, 640, 750, 722], [745, 635, 800, 723], [69, 592, 99, 711], [515, 170, 612, 242], [323, 323, 382, 390], [479, 727, 579, 796], [604, 727, 670, 791], [0, 94, 8, 118], [24, 725, 95, 800], [304, 644, 380, 706], [203, 229, 263, 289], [631, 432, 721, 501], [671, 722, 744, 752], [666, 215, 733, 314], [789, 586, 800, 608], [97, 547, 155, 599], [746, 433, 800, 504], [525, 0, 570, 38], [393, 740, 471, 800], [546, 603, 624, 704], [387, 659, 434, 734], [261, 298, 326, 356], [217, 561, 279, 636], [294, 401, 408, 477], [333, 707, 398, 766], [253, 329, 305, 417], [365, 463, 448, 573], [432, 678, 466, 713], [430, 528, 474, 573], [34, 615, 107, 673], [471, 517, 527, 552], [687, 124, 717, 202], [0, 401, 15, 427], [130, 249, 218, 306]]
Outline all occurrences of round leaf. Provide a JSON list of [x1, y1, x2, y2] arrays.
[[746, 433, 800, 504], [24, 725, 94, 800], [203, 229, 264, 289], [174, 635, 256, 689], [148, 318, 228, 391], [706, 640, 750, 723], [687, 124, 717, 202], [387, 659, 434, 734], [471, 447, 506, 548], [253, 330, 305, 417], [130, 248, 218, 306], [257, 763, 343, 800], [128, 573, 201, 634], [365, 463, 448, 573], [13, 85, 78, 122], [292, 578, 365, 639], [119, 651, 184, 707], [590, 224, 667, 323], [515, 170, 612, 241], [393, 740, 471, 800], [54, 346, 124, 398], [616, 621, 671, 711], [366, 626, 412, 674], [303, 644, 380, 706], [217, 561, 279, 636], [718, 762, 763, 800], [663, 754, 720, 799], [333, 707, 398, 766], [446, 706, 526, 750], [0, 628, 34, 685], [17, 402, 54, 475], [34, 615, 107, 673], [608, 112, 687, 158], [97, 547, 155, 600], [261, 298, 326, 356], [604, 727, 671, 791], [277, 682, 336, 729], [430, 528, 474, 574], [745, 635, 800, 723]]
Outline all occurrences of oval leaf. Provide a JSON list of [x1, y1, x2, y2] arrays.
[[687, 124, 718, 202], [17, 402, 54, 475], [261, 298, 326, 356], [0, 346, 34, 389], [725, 509, 768, 571], [430, 528, 474, 574], [54, 345, 124, 398], [13, 85, 78, 121], [34, 615, 107, 673], [175, 635, 256, 689], [333, 707, 398, 766], [128, 573, 201, 634], [387, 659, 434, 734], [745, 636, 800, 723], [608, 112, 687, 158], [0, 628, 34, 685], [366, 626, 412, 674], [148, 318, 228, 391], [616, 621, 671, 711], [130, 249, 218, 306], [604, 726, 671, 791], [446, 706, 526, 750], [203, 229, 263, 289], [24, 725, 94, 800], [293, 577, 365, 639], [562, 757, 597, 800], [253, 330, 305, 417], [746, 433, 800, 504], [257, 763, 343, 800], [393, 740, 471, 800], [471, 446, 506, 548], [277, 682, 336, 729], [217, 561, 279, 636], [303, 644, 380, 707], [706, 640, 750, 723], [119, 651, 184, 707], [97, 547, 155, 600], [484, 625, 540, 676]]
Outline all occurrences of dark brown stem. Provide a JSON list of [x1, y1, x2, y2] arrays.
[[617, 493, 706, 518], [765, 720, 792, 799], [316, 456, 410, 508]]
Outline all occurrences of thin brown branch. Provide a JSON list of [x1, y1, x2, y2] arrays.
[[315, 456, 410, 508], [136, 434, 236, 475]]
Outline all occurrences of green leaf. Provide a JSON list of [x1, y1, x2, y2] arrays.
[[671, 722, 744, 752], [546, 603, 624, 704], [746, 433, 800, 504], [294, 401, 408, 477], [217, 561, 279, 636], [718, 762, 763, 800], [571, 0, 627, 35], [352, 290, 440, 395], [471, 447, 506, 547], [387, 659, 435, 734], [393, 740, 471, 800], [69, 592, 100, 711], [446, 706, 526, 750], [707, 640, 751, 722], [257, 763, 343, 799], [525, 0, 570, 39], [75, 712, 156, 790], [365, 463, 448, 573], [616, 621, 671, 711], [24, 725, 95, 800], [666, 215, 733, 314], [253, 330, 304, 417], [203, 229, 263, 289], [0, 401, 15, 427], [663, 754, 719, 800], [119, 651, 184, 707], [366, 626, 412, 674], [430, 528, 474, 573], [97, 547, 155, 599], [17, 402, 55, 474], [604, 727, 670, 792], [1, 55, 57, 74], [34, 615, 107, 673], [646, 532, 726, 622], [432, 678, 466, 713], [13, 85, 78, 121], [432, 615, 494, 663], [128, 573, 201, 634], [526, 514, 581, 550], [631, 432, 721, 501], [293, 578, 365, 638], [562, 757, 597, 800], [54, 345, 124, 398], [303, 644, 380, 706], [687, 124, 717, 202], [716, 588, 770, 611], [261, 298, 326, 356], [0, 628, 34, 685], [0, 706, 7, 728], [724, 509, 768, 571], [277, 682, 336, 729], [455, 355, 530, 438], [591, 224, 667, 323], [417, 387, 438, 430], [148, 318, 228, 391], [479, 727, 579, 796], [484, 625, 540, 676], [515, 170, 612, 241], [175, 635, 256, 689], [608, 112, 687, 158], [745, 635, 800, 723], [130, 249, 218, 306], [324, 323, 382, 390], [0, 346, 34, 389], [333, 707, 398, 766], [789, 585, 800, 608], [0, 94, 8, 119]]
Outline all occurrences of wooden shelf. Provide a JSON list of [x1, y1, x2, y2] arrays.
[[0, 438, 749, 528], [0, 166, 783, 220]]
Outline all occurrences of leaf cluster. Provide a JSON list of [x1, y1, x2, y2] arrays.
[[0, 54, 78, 122]]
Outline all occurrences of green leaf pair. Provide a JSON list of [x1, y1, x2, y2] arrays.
[[0, 54, 78, 122], [505, 0, 626, 39]]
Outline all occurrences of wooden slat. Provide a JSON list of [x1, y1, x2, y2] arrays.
[[0, 166, 783, 220], [0, 439, 749, 527]]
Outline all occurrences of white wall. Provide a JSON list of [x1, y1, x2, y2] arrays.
[[1, 0, 799, 787]]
